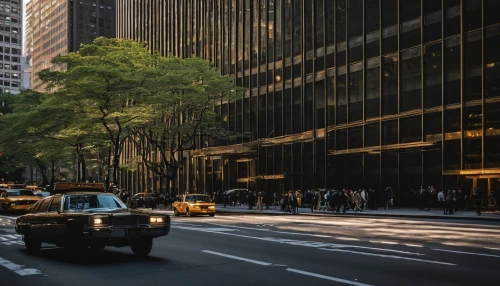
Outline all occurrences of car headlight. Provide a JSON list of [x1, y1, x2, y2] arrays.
[[10, 203, 17, 206], [94, 218, 103, 225], [150, 217, 164, 223], [208, 206, 215, 209]]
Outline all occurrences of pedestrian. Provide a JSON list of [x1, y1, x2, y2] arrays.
[[437, 190, 445, 214], [474, 188, 483, 215]]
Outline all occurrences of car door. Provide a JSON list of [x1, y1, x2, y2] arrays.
[[44, 196, 64, 238], [31, 197, 52, 237]]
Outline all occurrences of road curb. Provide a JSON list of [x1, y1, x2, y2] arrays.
[[215, 209, 500, 222]]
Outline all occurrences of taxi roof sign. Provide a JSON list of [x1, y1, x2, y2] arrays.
[[54, 183, 105, 193]]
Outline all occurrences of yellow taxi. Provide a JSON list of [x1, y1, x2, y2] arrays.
[[172, 194, 216, 217], [0, 189, 41, 213]]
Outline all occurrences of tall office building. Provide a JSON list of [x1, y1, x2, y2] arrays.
[[0, 0, 22, 94], [117, 0, 500, 206], [28, 0, 116, 91]]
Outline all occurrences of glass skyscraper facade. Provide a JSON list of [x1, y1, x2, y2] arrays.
[[117, 0, 500, 206]]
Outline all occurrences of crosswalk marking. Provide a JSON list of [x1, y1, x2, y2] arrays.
[[0, 234, 23, 246]]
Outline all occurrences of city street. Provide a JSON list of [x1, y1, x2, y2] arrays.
[[0, 213, 499, 286]]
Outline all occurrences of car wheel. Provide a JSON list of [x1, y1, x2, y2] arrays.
[[209, 213, 215, 217], [173, 208, 179, 216], [24, 235, 41, 254], [130, 237, 153, 258]]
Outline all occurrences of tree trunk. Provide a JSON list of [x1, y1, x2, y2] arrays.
[[112, 142, 121, 185], [78, 153, 86, 182], [34, 159, 49, 186], [50, 159, 56, 188], [105, 145, 112, 189]]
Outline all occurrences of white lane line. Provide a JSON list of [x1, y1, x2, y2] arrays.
[[286, 268, 373, 286], [0, 256, 42, 276], [202, 250, 272, 266], [209, 223, 333, 238], [485, 247, 500, 251], [434, 249, 500, 258], [320, 248, 456, 266], [405, 244, 424, 248]]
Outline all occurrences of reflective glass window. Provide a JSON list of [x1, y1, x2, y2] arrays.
[[349, 126, 363, 149], [316, 80, 325, 129], [268, 0, 274, 63], [382, 54, 398, 116], [275, 92, 283, 136], [401, 47, 422, 112], [444, 36, 460, 105], [485, 25, 500, 98], [365, 122, 380, 147], [349, 36, 363, 64], [337, 41, 347, 66], [276, 0, 282, 61], [424, 112, 442, 136], [336, 129, 347, 150], [304, 83, 313, 131], [260, 0, 267, 65], [326, 1, 335, 46], [284, 88, 292, 135], [444, 139, 461, 170], [349, 62, 363, 122], [293, 87, 302, 133], [245, 0, 251, 69], [267, 92, 274, 136], [485, 102, 500, 167], [464, 30, 482, 102], [284, 0, 292, 58], [424, 3, 442, 43], [258, 94, 266, 138], [382, 120, 398, 145], [349, 0, 362, 38], [327, 74, 335, 126], [485, 0, 500, 26], [463, 106, 482, 169], [463, 0, 481, 32], [365, 31, 380, 59], [252, 0, 259, 67], [382, 0, 397, 28], [400, 0, 421, 23], [337, 0, 347, 43], [444, 108, 461, 133], [305, 0, 313, 52], [293, 0, 302, 56], [444, 0, 460, 38], [400, 116, 422, 143], [337, 68, 347, 124], [424, 43, 442, 108], [382, 26, 398, 55], [315, 0, 324, 49], [366, 58, 381, 119], [400, 18, 421, 50], [366, 0, 380, 33]]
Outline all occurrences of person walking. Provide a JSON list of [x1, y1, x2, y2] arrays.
[[437, 190, 445, 214]]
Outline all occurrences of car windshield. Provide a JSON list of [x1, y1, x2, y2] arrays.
[[63, 194, 127, 211], [8, 189, 35, 196], [194, 195, 211, 202]]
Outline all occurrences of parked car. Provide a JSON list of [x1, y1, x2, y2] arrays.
[[0, 189, 41, 213], [15, 182, 171, 257], [130, 192, 156, 209], [172, 194, 215, 217]]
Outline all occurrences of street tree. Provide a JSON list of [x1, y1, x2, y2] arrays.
[[131, 56, 242, 193], [39, 38, 161, 187]]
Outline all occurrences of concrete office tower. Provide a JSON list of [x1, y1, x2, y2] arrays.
[[0, 0, 23, 94], [27, 0, 116, 91]]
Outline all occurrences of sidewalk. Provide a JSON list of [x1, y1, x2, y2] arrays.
[[214, 204, 500, 222]]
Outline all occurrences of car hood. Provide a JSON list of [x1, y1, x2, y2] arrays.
[[67, 208, 150, 215], [189, 202, 215, 206]]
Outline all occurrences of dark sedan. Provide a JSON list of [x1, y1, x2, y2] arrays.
[[15, 183, 170, 257]]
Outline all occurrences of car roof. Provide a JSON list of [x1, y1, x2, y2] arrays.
[[63, 192, 115, 195]]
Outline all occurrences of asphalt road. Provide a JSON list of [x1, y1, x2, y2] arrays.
[[1, 213, 499, 286]]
